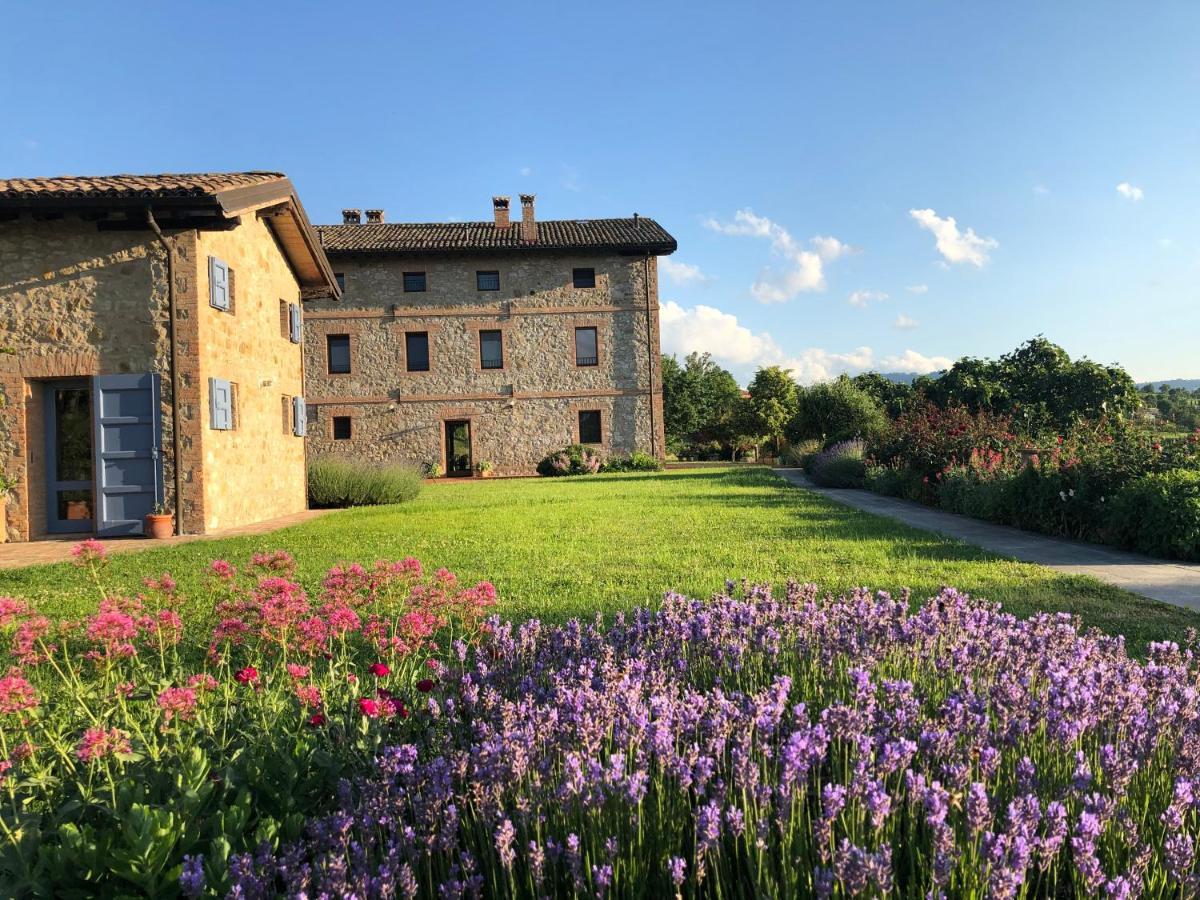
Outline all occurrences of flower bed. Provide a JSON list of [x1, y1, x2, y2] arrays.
[[230, 583, 1196, 897], [0, 540, 494, 895]]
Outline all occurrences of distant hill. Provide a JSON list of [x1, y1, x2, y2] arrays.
[[1139, 379, 1200, 391], [878, 372, 924, 385]]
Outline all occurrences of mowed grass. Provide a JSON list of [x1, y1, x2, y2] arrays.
[[1, 466, 1194, 651]]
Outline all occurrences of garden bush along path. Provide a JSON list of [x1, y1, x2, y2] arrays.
[[775, 467, 1200, 612], [1, 467, 1197, 649]]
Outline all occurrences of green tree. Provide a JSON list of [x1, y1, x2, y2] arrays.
[[747, 366, 799, 454], [661, 352, 744, 456], [790, 376, 888, 444], [851, 373, 915, 418]]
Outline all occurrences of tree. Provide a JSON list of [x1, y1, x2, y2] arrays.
[[850, 373, 915, 418], [790, 376, 888, 444], [746, 366, 799, 454], [661, 352, 744, 456]]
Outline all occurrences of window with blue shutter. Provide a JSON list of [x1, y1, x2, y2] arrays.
[[209, 257, 230, 311], [292, 395, 307, 436], [289, 303, 302, 343], [209, 378, 233, 430]]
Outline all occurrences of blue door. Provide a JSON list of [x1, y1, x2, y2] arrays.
[[92, 374, 164, 537], [43, 380, 95, 534]]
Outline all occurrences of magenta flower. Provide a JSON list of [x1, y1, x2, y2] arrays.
[[70, 538, 107, 566], [0, 673, 39, 715], [76, 727, 130, 762], [156, 687, 198, 724]]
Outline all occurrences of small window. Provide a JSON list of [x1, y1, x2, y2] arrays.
[[575, 327, 598, 366], [403, 271, 427, 292], [334, 272, 345, 293], [332, 416, 352, 440], [406, 331, 430, 372], [573, 267, 596, 289], [578, 410, 602, 444], [479, 330, 504, 370], [476, 270, 500, 291], [327, 334, 351, 374]]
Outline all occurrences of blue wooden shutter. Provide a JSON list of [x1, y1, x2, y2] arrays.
[[292, 395, 307, 436], [209, 256, 230, 310], [209, 378, 232, 430], [289, 303, 302, 343]]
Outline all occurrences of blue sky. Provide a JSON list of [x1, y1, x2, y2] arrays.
[[3, 1, 1198, 383]]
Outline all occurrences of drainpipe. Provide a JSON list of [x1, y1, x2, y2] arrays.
[[146, 209, 184, 537], [643, 254, 658, 459]]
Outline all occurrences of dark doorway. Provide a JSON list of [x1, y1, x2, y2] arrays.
[[44, 380, 94, 533], [444, 420, 472, 476]]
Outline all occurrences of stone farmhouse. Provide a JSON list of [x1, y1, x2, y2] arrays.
[[0, 173, 339, 542], [304, 195, 677, 475]]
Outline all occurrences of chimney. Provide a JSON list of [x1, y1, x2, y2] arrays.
[[365, 209, 385, 224], [342, 208, 362, 225], [633, 212, 640, 227], [519, 194, 536, 242], [492, 196, 511, 228]]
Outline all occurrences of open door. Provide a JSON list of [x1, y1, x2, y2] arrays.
[[444, 420, 473, 477], [93, 373, 164, 537]]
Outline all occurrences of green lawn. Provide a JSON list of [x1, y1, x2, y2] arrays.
[[2, 466, 1195, 650]]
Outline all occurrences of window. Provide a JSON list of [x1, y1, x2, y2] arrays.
[[334, 272, 345, 293], [405, 331, 430, 372], [479, 330, 504, 370], [279, 300, 289, 338], [403, 271, 427, 292], [332, 416, 352, 440], [327, 334, 351, 374], [209, 256, 232, 310], [578, 410, 602, 444], [575, 327, 598, 366], [209, 378, 234, 430], [572, 267, 596, 289], [476, 270, 500, 291]]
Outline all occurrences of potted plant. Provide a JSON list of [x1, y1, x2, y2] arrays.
[[474, 460, 495, 478], [144, 502, 174, 539], [0, 471, 15, 544]]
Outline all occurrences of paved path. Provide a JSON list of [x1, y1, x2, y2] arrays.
[[774, 468, 1200, 612], [0, 509, 335, 570]]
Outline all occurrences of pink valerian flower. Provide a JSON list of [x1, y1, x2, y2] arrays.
[[294, 683, 322, 709], [254, 577, 310, 644], [0, 597, 30, 627], [187, 673, 219, 692], [0, 672, 39, 715], [76, 727, 130, 762], [323, 601, 362, 637], [86, 597, 145, 656], [0, 759, 10, 787], [10, 742, 33, 762], [208, 559, 237, 581], [70, 538, 107, 566], [295, 616, 329, 655], [142, 573, 178, 595], [12, 615, 54, 666], [114, 681, 136, 699], [146, 609, 184, 645], [251, 550, 296, 574], [157, 687, 198, 724], [286, 663, 311, 679]]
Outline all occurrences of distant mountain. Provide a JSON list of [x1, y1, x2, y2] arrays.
[[1139, 379, 1200, 391], [878, 371, 924, 385]]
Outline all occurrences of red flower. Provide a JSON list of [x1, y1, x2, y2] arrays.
[[375, 687, 394, 700], [358, 697, 382, 718], [307, 713, 326, 727], [234, 666, 259, 685], [369, 663, 391, 677], [416, 679, 435, 693]]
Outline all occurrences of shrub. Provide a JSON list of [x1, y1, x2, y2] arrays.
[[789, 377, 888, 445], [536, 444, 603, 477], [780, 439, 821, 468], [602, 450, 663, 473], [308, 457, 422, 507], [241, 584, 1200, 897], [864, 463, 927, 502], [1108, 468, 1200, 561], [807, 439, 866, 487], [0, 543, 496, 895]]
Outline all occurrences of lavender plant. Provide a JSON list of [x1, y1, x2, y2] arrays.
[[224, 583, 1200, 898]]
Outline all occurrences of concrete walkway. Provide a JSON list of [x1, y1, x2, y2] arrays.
[[774, 468, 1200, 612], [0, 508, 334, 570]]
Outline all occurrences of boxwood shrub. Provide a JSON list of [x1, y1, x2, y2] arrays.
[[1108, 468, 1200, 561]]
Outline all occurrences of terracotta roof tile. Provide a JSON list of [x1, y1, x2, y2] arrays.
[[317, 218, 677, 255], [0, 172, 287, 200]]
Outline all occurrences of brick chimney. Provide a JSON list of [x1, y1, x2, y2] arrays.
[[492, 196, 511, 228], [365, 209, 385, 224], [519, 194, 536, 242], [342, 208, 362, 225]]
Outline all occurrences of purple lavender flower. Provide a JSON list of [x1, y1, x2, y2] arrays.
[[179, 854, 205, 899]]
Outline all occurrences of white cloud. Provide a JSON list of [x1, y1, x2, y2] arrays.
[[906, 284, 929, 294], [879, 349, 952, 374], [893, 313, 919, 330], [1116, 182, 1144, 201], [909, 208, 998, 267], [559, 164, 581, 192], [1033, 184, 1050, 196], [848, 289, 888, 309], [659, 300, 947, 384], [519, 166, 532, 177], [704, 209, 855, 303], [659, 258, 712, 286]]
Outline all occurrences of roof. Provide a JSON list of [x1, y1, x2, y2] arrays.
[[0, 172, 286, 201], [0, 172, 339, 299], [317, 217, 677, 256]]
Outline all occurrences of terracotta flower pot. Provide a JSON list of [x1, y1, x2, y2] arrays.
[[144, 513, 174, 539]]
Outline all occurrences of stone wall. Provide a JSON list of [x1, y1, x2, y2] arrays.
[[303, 250, 665, 473], [196, 217, 308, 531]]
